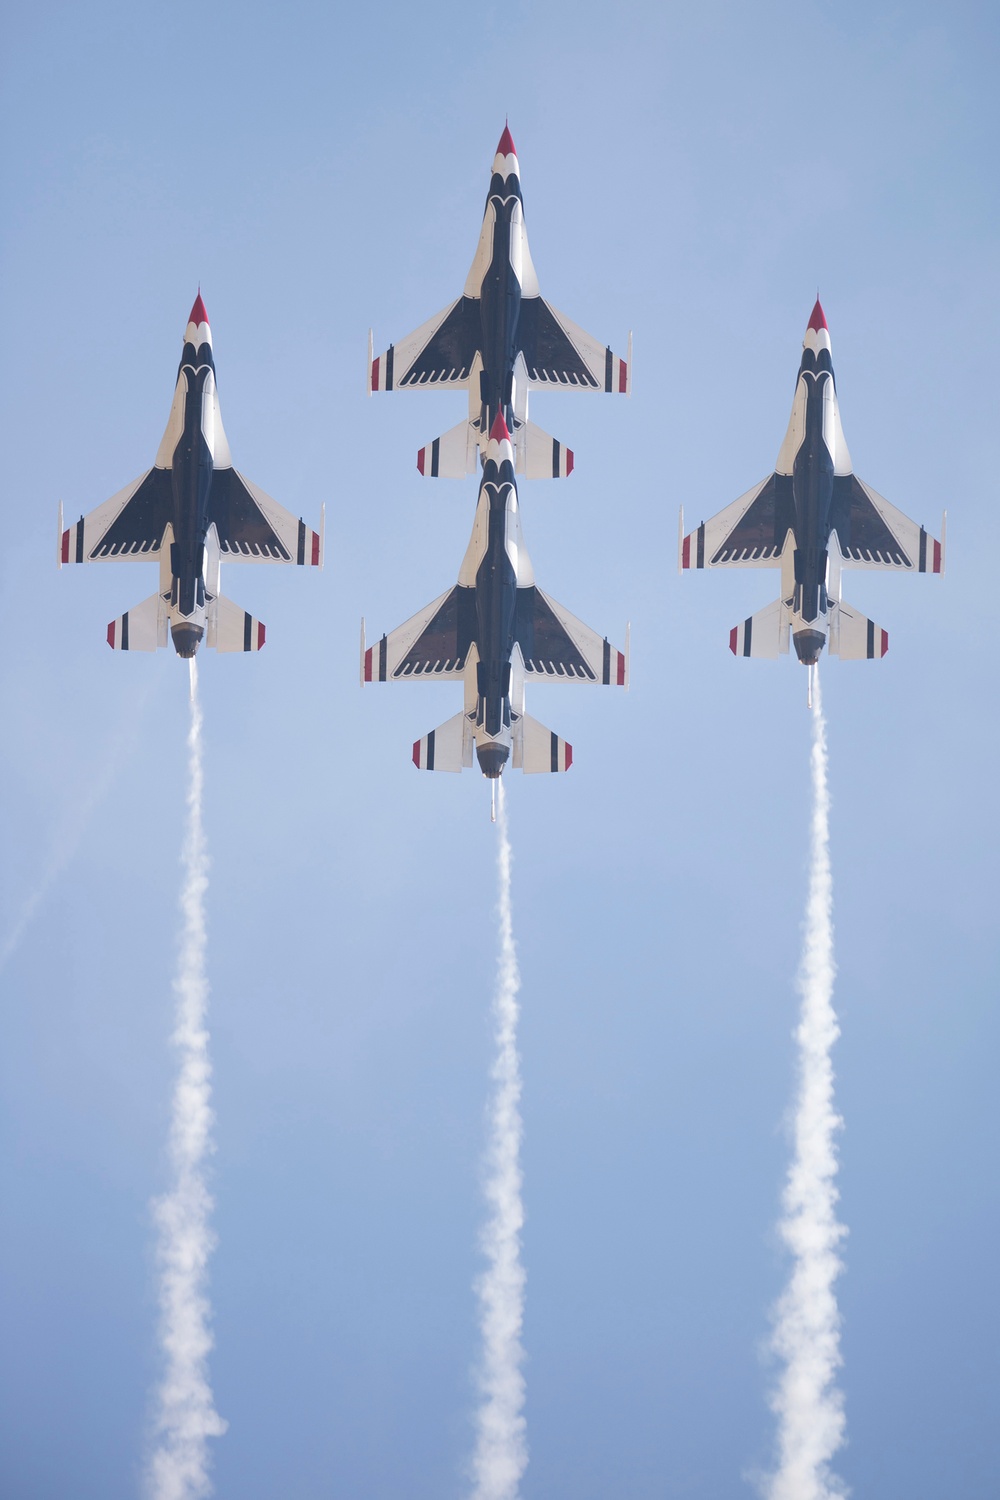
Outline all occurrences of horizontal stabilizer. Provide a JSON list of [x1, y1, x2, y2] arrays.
[[417, 420, 479, 478], [729, 598, 789, 659], [829, 601, 888, 660], [106, 593, 167, 651], [513, 714, 573, 774], [208, 593, 266, 652], [412, 711, 474, 772], [515, 421, 574, 479]]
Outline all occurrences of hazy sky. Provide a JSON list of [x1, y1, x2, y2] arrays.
[[1, 2, 997, 1497]]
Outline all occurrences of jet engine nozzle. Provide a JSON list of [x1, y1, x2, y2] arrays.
[[792, 628, 826, 667], [170, 621, 205, 659], [476, 742, 510, 780]]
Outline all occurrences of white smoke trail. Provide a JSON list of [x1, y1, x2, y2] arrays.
[[0, 681, 153, 975], [470, 779, 528, 1500], [766, 669, 848, 1500], [147, 660, 227, 1500]]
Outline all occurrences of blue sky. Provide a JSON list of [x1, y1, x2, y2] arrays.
[[1, 1, 997, 1496]]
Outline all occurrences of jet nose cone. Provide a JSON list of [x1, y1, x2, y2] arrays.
[[807, 297, 828, 333], [188, 292, 210, 328], [496, 123, 517, 160], [802, 298, 832, 359], [489, 411, 510, 443]]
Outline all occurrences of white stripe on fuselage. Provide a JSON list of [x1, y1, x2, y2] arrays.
[[154, 356, 232, 472], [462, 177, 539, 301], [774, 367, 852, 480], [457, 444, 534, 587]]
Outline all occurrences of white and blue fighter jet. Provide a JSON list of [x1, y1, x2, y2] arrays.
[[59, 294, 323, 657], [368, 126, 630, 479], [362, 414, 628, 780], [680, 300, 944, 688]]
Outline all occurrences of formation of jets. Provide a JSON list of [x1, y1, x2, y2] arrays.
[[60, 127, 944, 772], [363, 127, 628, 780]]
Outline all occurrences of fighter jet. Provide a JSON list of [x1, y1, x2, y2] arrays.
[[362, 414, 628, 781], [679, 299, 943, 689], [368, 126, 630, 480], [59, 294, 322, 656]]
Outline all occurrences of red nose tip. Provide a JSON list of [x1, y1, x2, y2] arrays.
[[807, 297, 828, 332], [489, 411, 510, 443], [496, 124, 516, 159], [188, 292, 209, 327]]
